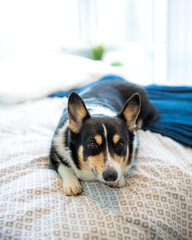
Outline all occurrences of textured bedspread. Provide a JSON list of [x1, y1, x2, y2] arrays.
[[0, 98, 192, 240]]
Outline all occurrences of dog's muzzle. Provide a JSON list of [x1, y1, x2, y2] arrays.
[[102, 168, 118, 182]]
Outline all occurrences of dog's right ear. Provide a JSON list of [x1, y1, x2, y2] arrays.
[[68, 92, 90, 133], [118, 93, 141, 132]]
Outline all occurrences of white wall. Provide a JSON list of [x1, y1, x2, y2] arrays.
[[0, 0, 80, 60], [167, 0, 192, 85], [0, 0, 191, 85]]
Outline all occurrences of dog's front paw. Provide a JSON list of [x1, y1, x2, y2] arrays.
[[107, 176, 126, 188], [58, 164, 82, 196], [63, 179, 82, 196]]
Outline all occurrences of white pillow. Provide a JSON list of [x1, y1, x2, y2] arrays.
[[0, 53, 128, 104]]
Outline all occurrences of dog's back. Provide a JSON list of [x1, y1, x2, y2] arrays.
[[80, 79, 159, 126]]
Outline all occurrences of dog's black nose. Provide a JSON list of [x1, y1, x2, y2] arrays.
[[102, 168, 118, 182]]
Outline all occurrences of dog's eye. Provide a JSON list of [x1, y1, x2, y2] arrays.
[[88, 140, 98, 150], [116, 140, 124, 149]]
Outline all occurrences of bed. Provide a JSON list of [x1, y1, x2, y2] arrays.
[[0, 54, 192, 240]]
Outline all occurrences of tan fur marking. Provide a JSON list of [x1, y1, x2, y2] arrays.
[[68, 104, 88, 133], [68, 123, 79, 133], [78, 146, 90, 170], [123, 107, 137, 131], [94, 135, 102, 145], [113, 134, 120, 144], [114, 153, 124, 164], [78, 105, 88, 119], [88, 153, 104, 174], [114, 146, 129, 167], [123, 146, 129, 167]]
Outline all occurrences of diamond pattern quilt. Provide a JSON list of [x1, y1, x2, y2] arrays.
[[0, 98, 192, 240]]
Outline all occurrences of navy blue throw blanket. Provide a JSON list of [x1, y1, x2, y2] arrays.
[[49, 75, 192, 148]]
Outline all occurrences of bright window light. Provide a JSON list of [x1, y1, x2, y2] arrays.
[[0, 0, 168, 85]]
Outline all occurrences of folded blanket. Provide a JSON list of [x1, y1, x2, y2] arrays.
[[143, 84, 192, 148], [50, 75, 192, 148]]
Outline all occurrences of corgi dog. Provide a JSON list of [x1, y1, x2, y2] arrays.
[[49, 79, 158, 196]]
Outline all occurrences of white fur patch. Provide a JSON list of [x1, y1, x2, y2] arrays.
[[130, 130, 138, 163], [123, 130, 138, 175], [137, 119, 143, 129], [53, 122, 79, 171], [53, 122, 68, 163], [101, 124, 122, 182], [88, 105, 116, 117], [75, 169, 96, 182]]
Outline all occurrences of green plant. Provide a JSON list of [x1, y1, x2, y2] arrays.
[[110, 61, 124, 67], [91, 44, 104, 60]]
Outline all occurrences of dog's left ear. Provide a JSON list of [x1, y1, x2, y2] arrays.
[[68, 92, 90, 133], [118, 93, 141, 131]]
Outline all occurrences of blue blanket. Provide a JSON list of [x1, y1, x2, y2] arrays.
[[50, 75, 192, 148]]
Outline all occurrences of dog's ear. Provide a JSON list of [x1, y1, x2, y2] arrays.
[[118, 93, 141, 131], [68, 92, 90, 133]]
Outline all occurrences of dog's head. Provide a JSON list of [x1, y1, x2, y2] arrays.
[[67, 92, 140, 184]]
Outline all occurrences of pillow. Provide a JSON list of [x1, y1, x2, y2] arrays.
[[0, 53, 128, 104]]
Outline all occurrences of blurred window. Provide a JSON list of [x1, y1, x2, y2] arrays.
[[79, 0, 167, 84]]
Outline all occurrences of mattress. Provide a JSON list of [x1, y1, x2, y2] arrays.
[[0, 97, 192, 240]]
